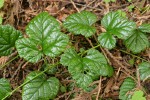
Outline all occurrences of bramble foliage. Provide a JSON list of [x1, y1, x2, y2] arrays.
[[124, 24, 149, 53], [0, 0, 4, 24], [0, 25, 22, 56], [60, 48, 113, 90], [63, 11, 97, 37], [16, 12, 69, 63], [138, 62, 150, 81], [131, 90, 146, 100], [119, 77, 136, 100], [0, 78, 11, 100], [0, 11, 149, 100], [98, 12, 136, 49], [22, 71, 59, 100]]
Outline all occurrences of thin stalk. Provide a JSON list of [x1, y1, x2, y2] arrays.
[[78, 44, 101, 55], [2, 62, 60, 100], [0, 55, 19, 69], [2, 43, 101, 100], [120, 49, 150, 63]]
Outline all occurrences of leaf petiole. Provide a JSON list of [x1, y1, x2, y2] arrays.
[[1, 62, 60, 100], [119, 49, 150, 63]]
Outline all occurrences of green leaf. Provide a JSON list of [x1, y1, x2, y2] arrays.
[[98, 32, 116, 49], [16, 12, 69, 63], [119, 77, 136, 100], [128, 0, 132, 2], [60, 48, 113, 90], [117, 10, 127, 17], [43, 64, 57, 75], [138, 23, 150, 33], [129, 58, 135, 66], [103, 0, 111, 3], [138, 62, 150, 81], [131, 90, 146, 100], [0, 0, 4, 8], [26, 12, 60, 40], [60, 85, 67, 93], [63, 11, 97, 37], [0, 25, 22, 56], [128, 5, 135, 12], [16, 38, 43, 63], [84, 48, 108, 64], [0, 16, 2, 24], [124, 30, 149, 53], [111, 0, 116, 2], [0, 78, 11, 100], [85, 84, 97, 92], [101, 12, 136, 39], [73, 73, 93, 89], [100, 64, 114, 77], [22, 71, 59, 100], [103, 0, 116, 3], [60, 48, 81, 68]]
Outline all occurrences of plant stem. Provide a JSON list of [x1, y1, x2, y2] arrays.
[[2, 62, 60, 100], [2, 43, 101, 100], [120, 49, 150, 63], [0, 55, 19, 69], [78, 44, 101, 55]]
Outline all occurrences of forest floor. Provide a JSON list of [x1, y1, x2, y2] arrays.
[[0, 0, 150, 100]]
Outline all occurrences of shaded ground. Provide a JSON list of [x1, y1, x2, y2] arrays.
[[0, 0, 150, 100]]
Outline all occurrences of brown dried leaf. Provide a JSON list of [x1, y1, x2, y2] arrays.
[[0, 56, 8, 65], [104, 78, 114, 93]]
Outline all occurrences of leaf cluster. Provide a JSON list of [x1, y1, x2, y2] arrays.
[[60, 48, 113, 90], [0, 10, 149, 100]]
